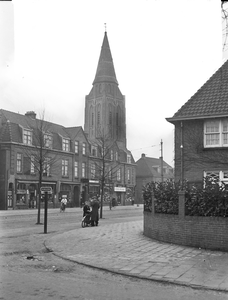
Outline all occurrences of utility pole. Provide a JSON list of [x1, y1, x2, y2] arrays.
[[160, 139, 164, 183]]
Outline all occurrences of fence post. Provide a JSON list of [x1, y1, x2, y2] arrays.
[[178, 190, 185, 219], [151, 190, 155, 216]]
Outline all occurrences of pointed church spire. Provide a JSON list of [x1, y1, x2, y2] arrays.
[[93, 31, 118, 85]]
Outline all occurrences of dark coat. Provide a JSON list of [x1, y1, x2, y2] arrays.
[[90, 200, 100, 222]]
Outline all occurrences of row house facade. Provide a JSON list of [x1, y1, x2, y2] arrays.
[[0, 109, 90, 209]]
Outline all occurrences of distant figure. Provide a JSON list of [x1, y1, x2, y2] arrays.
[[112, 198, 116, 208], [90, 199, 100, 226], [83, 201, 91, 217], [60, 198, 67, 212]]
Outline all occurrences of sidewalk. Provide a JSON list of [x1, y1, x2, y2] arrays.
[[45, 218, 228, 293]]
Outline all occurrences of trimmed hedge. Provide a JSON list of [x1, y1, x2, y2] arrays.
[[143, 178, 228, 217]]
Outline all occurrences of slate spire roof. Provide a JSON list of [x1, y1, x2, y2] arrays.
[[167, 59, 228, 122], [93, 31, 118, 85]]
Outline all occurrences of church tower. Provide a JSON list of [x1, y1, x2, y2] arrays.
[[84, 31, 126, 148]]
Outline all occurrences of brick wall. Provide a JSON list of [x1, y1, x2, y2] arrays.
[[144, 212, 228, 251]]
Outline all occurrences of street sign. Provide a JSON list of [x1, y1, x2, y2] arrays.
[[40, 187, 52, 194]]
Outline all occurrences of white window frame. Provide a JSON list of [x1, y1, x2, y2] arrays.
[[110, 150, 113, 161], [90, 162, 96, 179], [204, 170, 228, 185], [31, 155, 35, 174], [117, 168, 121, 181], [23, 129, 32, 145], [44, 134, 52, 148], [204, 119, 228, 148], [62, 138, 70, 152], [62, 159, 69, 176], [74, 161, 78, 177], [43, 157, 50, 176], [82, 162, 86, 178], [82, 142, 86, 155], [75, 141, 79, 154], [17, 153, 22, 173], [127, 154, 131, 163], [91, 145, 97, 156]]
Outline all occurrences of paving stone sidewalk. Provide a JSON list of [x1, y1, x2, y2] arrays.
[[45, 220, 228, 292]]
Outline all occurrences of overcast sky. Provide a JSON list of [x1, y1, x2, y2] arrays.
[[0, 0, 224, 166]]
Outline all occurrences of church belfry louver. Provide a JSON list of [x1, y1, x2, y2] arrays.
[[84, 31, 126, 148]]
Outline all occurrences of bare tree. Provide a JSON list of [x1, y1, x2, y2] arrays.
[[90, 130, 120, 218], [22, 111, 58, 224], [222, 0, 228, 52]]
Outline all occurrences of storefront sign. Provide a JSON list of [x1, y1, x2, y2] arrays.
[[17, 189, 27, 194], [114, 187, 126, 192], [89, 180, 100, 184]]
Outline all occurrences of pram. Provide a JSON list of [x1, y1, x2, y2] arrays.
[[81, 212, 91, 227]]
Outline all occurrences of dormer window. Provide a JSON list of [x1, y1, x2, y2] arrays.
[[91, 145, 97, 156], [23, 129, 32, 145], [62, 138, 70, 152], [127, 154, 131, 163], [44, 134, 52, 148]]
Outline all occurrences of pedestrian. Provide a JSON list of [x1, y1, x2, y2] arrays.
[[90, 198, 100, 226], [83, 201, 91, 217], [112, 197, 116, 208], [109, 199, 112, 210]]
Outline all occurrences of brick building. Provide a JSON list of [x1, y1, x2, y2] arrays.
[[135, 153, 173, 204], [166, 59, 228, 186], [0, 109, 90, 210]]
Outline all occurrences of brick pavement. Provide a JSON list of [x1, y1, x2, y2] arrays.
[[45, 219, 228, 292]]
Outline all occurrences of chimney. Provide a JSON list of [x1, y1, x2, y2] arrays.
[[25, 111, 36, 119], [141, 153, 146, 158]]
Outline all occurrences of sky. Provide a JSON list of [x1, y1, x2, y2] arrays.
[[0, 0, 225, 167]]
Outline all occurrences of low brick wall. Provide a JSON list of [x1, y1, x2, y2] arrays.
[[144, 211, 228, 251]]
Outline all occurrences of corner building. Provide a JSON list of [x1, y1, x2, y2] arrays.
[[84, 31, 136, 205]]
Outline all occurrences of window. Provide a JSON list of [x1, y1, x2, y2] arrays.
[[17, 153, 22, 173], [91, 146, 97, 156], [62, 138, 70, 152], [44, 134, 52, 148], [97, 111, 100, 125], [23, 129, 32, 145], [204, 170, 228, 185], [62, 159, 68, 176], [91, 162, 96, 179], [117, 168, 121, 181], [115, 152, 118, 161], [127, 169, 130, 182], [31, 156, 35, 174], [74, 161, 78, 177], [204, 119, 228, 147], [75, 141, 79, 154], [43, 158, 50, 176], [82, 142, 86, 155], [127, 154, 131, 163], [82, 162, 86, 178], [108, 166, 112, 179]]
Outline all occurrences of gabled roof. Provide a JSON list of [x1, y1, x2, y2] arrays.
[[93, 31, 118, 85], [0, 109, 78, 144], [136, 155, 173, 178], [167, 59, 228, 122]]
